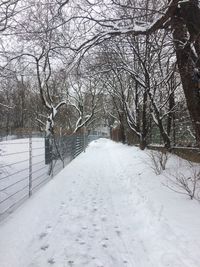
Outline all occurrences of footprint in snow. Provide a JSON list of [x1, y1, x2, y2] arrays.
[[77, 233, 83, 239], [68, 260, 74, 266], [101, 216, 106, 222], [39, 232, 48, 240], [40, 244, 49, 251], [116, 230, 121, 236], [47, 258, 55, 265], [75, 237, 79, 241], [60, 202, 66, 208]]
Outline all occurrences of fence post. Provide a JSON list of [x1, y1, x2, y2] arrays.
[[29, 129, 32, 197], [45, 136, 52, 165], [83, 126, 86, 152]]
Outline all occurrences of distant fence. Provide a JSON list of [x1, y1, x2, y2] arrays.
[[112, 113, 197, 148], [147, 145, 200, 163], [148, 115, 196, 147], [45, 134, 88, 176], [0, 129, 44, 142], [0, 132, 99, 221]]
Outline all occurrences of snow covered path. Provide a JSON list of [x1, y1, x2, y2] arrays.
[[0, 139, 200, 267]]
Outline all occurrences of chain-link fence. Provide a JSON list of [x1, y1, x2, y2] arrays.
[[0, 131, 96, 221]]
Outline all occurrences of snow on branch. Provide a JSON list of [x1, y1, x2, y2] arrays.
[[0, 102, 13, 109], [75, 0, 179, 53]]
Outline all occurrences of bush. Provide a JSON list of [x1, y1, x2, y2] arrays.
[[147, 150, 169, 175], [165, 161, 200, 200]]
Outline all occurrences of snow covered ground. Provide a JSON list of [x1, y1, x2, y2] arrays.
[[0, 138, 200, 267]]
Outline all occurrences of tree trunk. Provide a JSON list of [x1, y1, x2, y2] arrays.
[[139, 91, 148, 150], [139, 134, 147, 150], [158, 121, 171, 149], [167, 91, 175, 137], [172, 14, 200, 147], [120, 123, 126, 144]]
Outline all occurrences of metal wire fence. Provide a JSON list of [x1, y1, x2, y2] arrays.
[[0, 132, 94, 221], [148, 115, 196, 147]]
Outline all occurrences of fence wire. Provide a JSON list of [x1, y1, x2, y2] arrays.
[[0, 132, 96, 221], [148, 115, 196, 147]]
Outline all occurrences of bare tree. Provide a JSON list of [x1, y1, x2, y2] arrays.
[[0, 0, 20, 32], [67, 65, 105, 133], [1, 0, 199, 148], [165, 161, 200, 200], [68, 0, 200, 147]]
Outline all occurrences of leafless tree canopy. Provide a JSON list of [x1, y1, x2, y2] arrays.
[[0, 0, 199, 149]]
